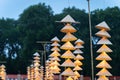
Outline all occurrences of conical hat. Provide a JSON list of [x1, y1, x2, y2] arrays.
[[49, 51, 60, 57], [97, 37, 112, 45], [75, 43, 84, 48], [51, 46, 60, 51], [49, 62, 55, 66], [61, 68, 75, 76], [61, 59, 75, 67], [95, 29, 111, 38], [61, 41, 75, 50], [96, 68, 112, 76], [61, 32, 77, 42], [97, 44, 112, 52], [51, 36, 60, 42], [97, 76, 109, 80], [58, 15, 79, 23], [97, 44, 113, 53], [52, 61, 60, 66], [49, 65, 54, 70], [95, 21, 110, 31], [51, 42, 60, 46], [61, 50, 75, 59], [33, 56, 40, 60], [60, 23, 77, 33], [74, 71, 80, 77], [53, 69, 60, 74], [73, 49, 83, 54], [72, 76, 78, 80], [96, 52, 112, 61], [33, 59, 40, 63], [75, 39, 84, 44], [51, 56, 61, 61], [74, 60, 83, 66], [73, 65, 82, 71], [96, 60, 112, 68], [74, 54, 84, 60], [48, 76, 54, 80], [53, 65, 61, 71], [33, 52, 40, 56], [34, 63, 40, 67], [97, 75, 109, 80]]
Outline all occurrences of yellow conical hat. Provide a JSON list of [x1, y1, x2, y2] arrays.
[[53, 69, 60, 74], [51, 41, 60, 46], [74, 71, 80, 77], [61, 50, 75, 59], [34, 63, 40, 67], [96, 52, 112, 61], [97, 75, 109, 80], [95, 21, 110, 31], [53, 65, 61, 72], [33, 56, 40, 60], [97, 44, 112, 53], [96, 68, 112, 76], [96, 60, 112, 69], [74, 54, 84, 60], [97, 37, 112, 45], [61, 59, 75, 67], [52, 61, 60, 66], [75, 43, 84, 48], [75, 39, 84, 44], [51, 46, 60, 51], [73, 49, 83, 54], [60, 23, 77, 33], [49, 51, 60, 57], [61, 41, 75, 50], [49, 61, 55, 66], [95, 29, 111, 38], [48, 76, 54, 80], [74, 60, 83, 66], [51, 56, 61, 61], [61, 68, 75, 76], [51, 36, 60, 42], [73, 65, 82, 71], [33, 60, 40, 63], [61, 32, 77, 42], [53, 65, 61, 70]]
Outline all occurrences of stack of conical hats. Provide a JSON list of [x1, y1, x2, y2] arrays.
[[0, 65, 6, 80], [73, 39, 84, 79], [95, 21, 112, 79], [49, 36, 61, 74], [58, 15, 78, 79], [29, 64, 34, 80], [33, 52, 41, 80], [44, 60, 54, 80], [40, 66, 44, 80], [27, 66, 30, 80]]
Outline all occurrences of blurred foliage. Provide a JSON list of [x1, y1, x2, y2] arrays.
[[0, 3, 120, 76]]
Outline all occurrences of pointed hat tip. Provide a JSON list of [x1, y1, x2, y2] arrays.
[[96, 21, 110, 30], [56, 14, 80, 23]]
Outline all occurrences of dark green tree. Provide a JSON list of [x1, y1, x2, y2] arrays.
[[18, 3, 54, 73], [0, 18, 21, 73]]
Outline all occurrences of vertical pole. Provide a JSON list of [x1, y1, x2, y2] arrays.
[[59, 74, 62, 80], [42, 43, 46, 80], [43, 44, 46, 65], [87, 0, 94, 80]]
